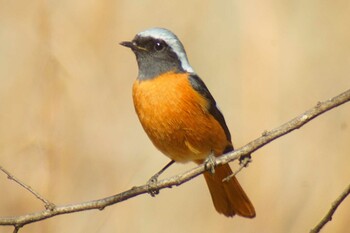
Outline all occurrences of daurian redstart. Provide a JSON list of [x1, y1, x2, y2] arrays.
[[121, 28, 255, 217]]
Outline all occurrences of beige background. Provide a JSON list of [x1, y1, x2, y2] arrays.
[[1, 1, 349, 233]]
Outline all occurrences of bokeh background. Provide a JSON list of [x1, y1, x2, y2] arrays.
[[0, 1, 349, 233]]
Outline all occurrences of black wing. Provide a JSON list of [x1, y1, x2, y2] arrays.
[[188, 74, 233, 153]]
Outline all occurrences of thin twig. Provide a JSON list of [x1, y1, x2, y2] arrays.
[[223, 156, 252, 182], [310, 184, 350, 233], [0, 88, 349, 230], [0, 166, 55, 210]]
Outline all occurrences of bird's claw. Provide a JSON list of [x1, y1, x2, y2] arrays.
[[239, 154, 252, 167], [204, 153, 217, 174]]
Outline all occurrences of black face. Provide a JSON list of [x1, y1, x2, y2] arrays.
[[121, 36, 185, 80], [133, 37, 167, 52]]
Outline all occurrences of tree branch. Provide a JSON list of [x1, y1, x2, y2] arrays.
[[310, 184, 350, 233], [0, 166, 55, 210], [0, 88, 349, 231]]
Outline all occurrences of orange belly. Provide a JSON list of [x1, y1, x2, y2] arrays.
[[132, 72, 230, 162]]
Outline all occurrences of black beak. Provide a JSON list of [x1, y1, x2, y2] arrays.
[[120, 41, 135, 49], [120, 41, 147, 52]]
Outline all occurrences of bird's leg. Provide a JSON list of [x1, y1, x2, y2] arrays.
[[147, 160, 175, 196]]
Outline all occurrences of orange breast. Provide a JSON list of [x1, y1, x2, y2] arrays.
[[132, 72, 230, 163]]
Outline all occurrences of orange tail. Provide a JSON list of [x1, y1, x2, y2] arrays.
[[203, 163, 255, 217]]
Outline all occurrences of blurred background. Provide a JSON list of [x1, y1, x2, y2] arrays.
[[0, 1, 349, 232]]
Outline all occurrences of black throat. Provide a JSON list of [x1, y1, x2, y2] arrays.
[[134, 49, 185, 80]]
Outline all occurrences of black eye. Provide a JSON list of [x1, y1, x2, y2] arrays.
[[154, 41, 164, 51]]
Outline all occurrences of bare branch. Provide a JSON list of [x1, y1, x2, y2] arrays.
[[310, 184, 350, 233], [0, 166, 55, 210], [217, 89, 350, 167], [0, 89, 349, 230]]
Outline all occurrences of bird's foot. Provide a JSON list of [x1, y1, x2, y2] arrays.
[[147, 174, 160, 197], [239, 154, 252, 167], [204, 153, 217, 174]]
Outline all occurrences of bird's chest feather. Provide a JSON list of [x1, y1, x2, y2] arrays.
[[132, 72, 216, 161]]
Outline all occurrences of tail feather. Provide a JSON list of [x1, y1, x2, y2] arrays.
[[203, 163, 255, 218]]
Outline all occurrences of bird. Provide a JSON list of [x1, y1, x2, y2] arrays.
[[120, 27, 255, 218]]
